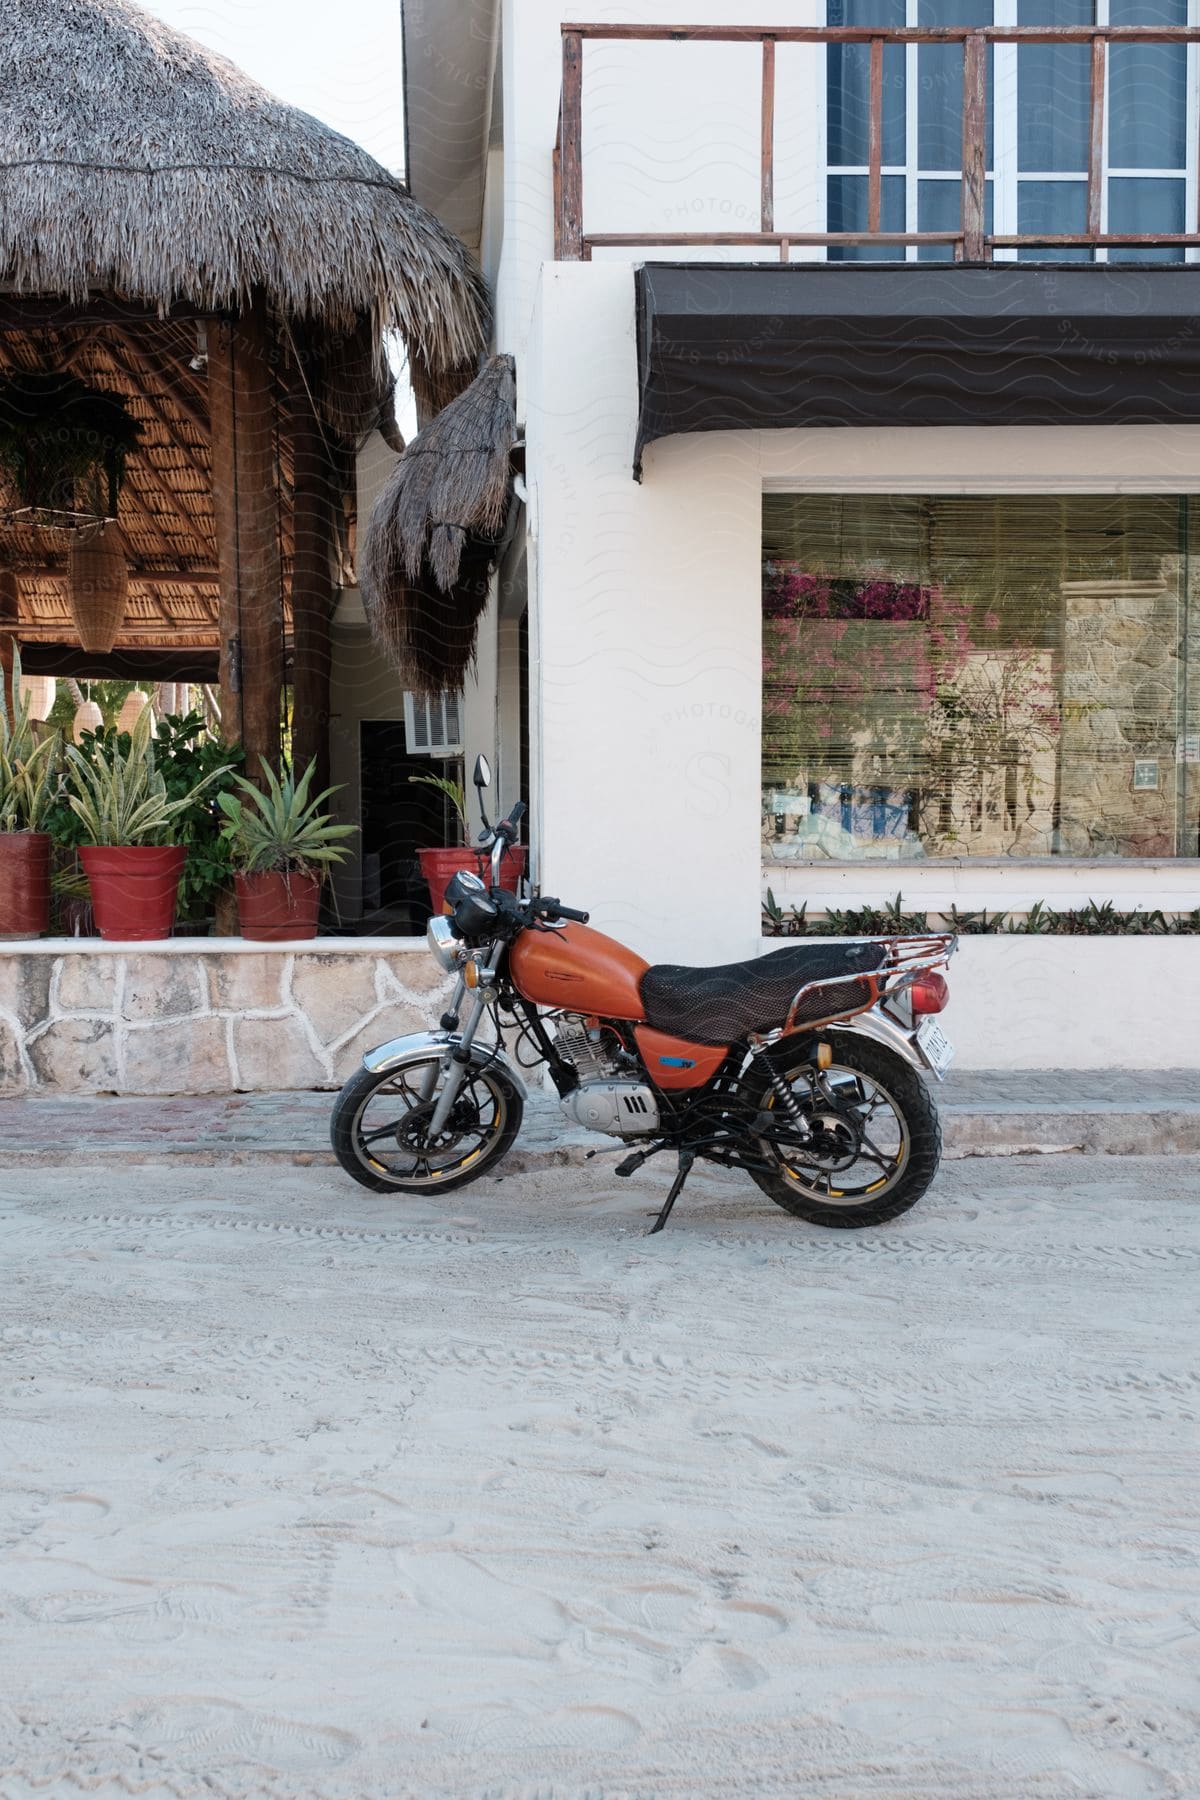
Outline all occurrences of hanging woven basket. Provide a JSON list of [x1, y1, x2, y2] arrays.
[[19, 673, 56, 722], [69, 524, 128, 654], [72, 698, 104, 743], [116, 686, 150, 735]]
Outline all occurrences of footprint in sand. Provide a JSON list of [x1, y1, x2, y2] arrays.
[[427, 1704, 640, 1754], [136, 1701, 358, 1772], [602, 1583, 786, 1640], [590, 1583, 787, 1687], [678, 1643, 769, 1692]]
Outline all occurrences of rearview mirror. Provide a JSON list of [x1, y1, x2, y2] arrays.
[[473, 754, 491, 791]]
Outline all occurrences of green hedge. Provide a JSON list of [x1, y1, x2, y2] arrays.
[[763, 891, 1200, 938]]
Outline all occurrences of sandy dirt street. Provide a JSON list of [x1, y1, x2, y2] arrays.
[[1, 1150, 1198, 1798]]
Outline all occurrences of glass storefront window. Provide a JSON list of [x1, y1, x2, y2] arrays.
[[762, 494, 1200, 862]]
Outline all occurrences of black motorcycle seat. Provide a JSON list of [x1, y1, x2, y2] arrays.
[[639, 940, 887, 1046]]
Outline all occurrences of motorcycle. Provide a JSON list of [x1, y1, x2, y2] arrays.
[[331, 758, 957, 1233]]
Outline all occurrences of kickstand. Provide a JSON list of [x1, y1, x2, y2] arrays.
[[648, 1150, 695, 1235]]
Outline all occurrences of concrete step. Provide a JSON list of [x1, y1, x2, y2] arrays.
[[0, 1073, 1196, 1168]]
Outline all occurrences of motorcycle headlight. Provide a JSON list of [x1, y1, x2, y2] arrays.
[[426, 915, 463, 972]]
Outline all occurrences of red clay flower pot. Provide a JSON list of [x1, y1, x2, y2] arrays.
[[0, 831, 52, 939], [418, 846, 527, 916], [234, 869, 322, 941], [80, 844, 186, 941]]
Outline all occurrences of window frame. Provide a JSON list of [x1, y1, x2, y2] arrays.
[[759, 485, 1200, 866], [824, 0, 1200, 263]]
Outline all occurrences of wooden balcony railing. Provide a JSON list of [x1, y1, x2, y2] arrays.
[[553, 21, 1200, 263]]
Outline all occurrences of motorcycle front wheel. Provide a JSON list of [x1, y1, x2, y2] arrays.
[[331, 1054, 524, 1194], [749, 1032, 941, 1228]]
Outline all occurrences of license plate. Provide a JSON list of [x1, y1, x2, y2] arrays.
[[916, 1017, 955, 1079]]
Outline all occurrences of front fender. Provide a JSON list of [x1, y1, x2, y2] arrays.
[[362, 1029, 527, 1099]]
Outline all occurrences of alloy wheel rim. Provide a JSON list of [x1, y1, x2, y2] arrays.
[[764, 1062, 910, 1205], [352, 1061, 508, 1186]]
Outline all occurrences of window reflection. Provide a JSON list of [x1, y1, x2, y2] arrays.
[[762, 495, 1199, 862]]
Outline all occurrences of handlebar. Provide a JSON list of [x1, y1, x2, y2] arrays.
[[536, 896, 589, 925], [478, 800, 527, 850]]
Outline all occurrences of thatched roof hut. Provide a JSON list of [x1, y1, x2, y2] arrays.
[[0, 0, 492, 777], [361, 355, 516, 695], [0, 0, 489, 380]]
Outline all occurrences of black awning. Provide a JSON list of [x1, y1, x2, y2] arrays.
[[634, 262, 1200, 476], [19, 644, 221, 681]]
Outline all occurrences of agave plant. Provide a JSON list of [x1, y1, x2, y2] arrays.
[[64, 702, 230, 845], [1, 647, 63, 832], [216, 759, 357, 875]]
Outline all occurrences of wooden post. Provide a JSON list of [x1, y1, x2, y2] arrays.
[[867, 36, 883, 234], [560, 30, 584, 259], [1088, 34, 1106, 241], [0, 569, 17, 730], [761, 36, 776, 234], [208, 296, 283, 785], [553, 96, 564, 260], [289, 374, 338, 801], [961, 32, 988, 262]]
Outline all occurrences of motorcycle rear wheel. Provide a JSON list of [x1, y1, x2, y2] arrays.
[[749, 1032, 941, 1228], [331, 1055, 524, 1194]]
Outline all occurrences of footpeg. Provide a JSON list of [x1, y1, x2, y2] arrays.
[[615, 1150, 648, 1179]]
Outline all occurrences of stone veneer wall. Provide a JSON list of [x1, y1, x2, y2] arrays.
[[1059, 577, 1184, 857], [0, 945, 451, 1097]]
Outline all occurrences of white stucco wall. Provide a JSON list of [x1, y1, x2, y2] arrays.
[[897, 936, 1200, 1071], [502, 1, 1200, 1066], [525, 261, 764, 964], [525, 260, 1200, 963], [495, 0, 826, 359]]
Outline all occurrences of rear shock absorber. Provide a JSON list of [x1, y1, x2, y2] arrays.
[[756, 1047, 813, 1142]]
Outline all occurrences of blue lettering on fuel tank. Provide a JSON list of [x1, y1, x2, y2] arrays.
[[658, 1055, 695, 1068]]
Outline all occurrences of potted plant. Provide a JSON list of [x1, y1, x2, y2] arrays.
[[0, 647, 62, 938], [217, 759, 357, 941], [409, 767, 526, 915], [0, 372, 140, 519], [63, 704, 230, 940]]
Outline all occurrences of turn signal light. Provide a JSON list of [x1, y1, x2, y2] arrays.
[[463, 960, 479, 989], [910, 971, 949, 1015]]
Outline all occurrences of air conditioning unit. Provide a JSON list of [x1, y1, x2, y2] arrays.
[[403, 690, 463, 757]]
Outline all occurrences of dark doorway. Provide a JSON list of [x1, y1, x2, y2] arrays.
[[358, 720, 462, 934]]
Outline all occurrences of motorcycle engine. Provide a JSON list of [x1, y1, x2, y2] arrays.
[[552, 1013, 661, 1138]]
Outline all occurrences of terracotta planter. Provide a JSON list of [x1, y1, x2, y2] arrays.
[[418, 845, 527, 916], [0, 831, 51, 939], [79, 844, 185, 941], [235, 869, 322, 941]]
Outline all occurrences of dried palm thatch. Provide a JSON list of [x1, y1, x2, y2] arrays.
[[305, 314, 403, 448], [361, 355, 516, 696], [0, 0, 490, 377]]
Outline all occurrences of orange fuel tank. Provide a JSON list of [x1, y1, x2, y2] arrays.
[[509, 921, 649, 1020]]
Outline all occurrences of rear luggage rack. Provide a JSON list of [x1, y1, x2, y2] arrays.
[[780, 933, 957, 1036]]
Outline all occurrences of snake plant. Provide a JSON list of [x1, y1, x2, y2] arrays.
[[64, 702, 230, 845], [1, 647, 63, 832], [216, 758, 357, 875]]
